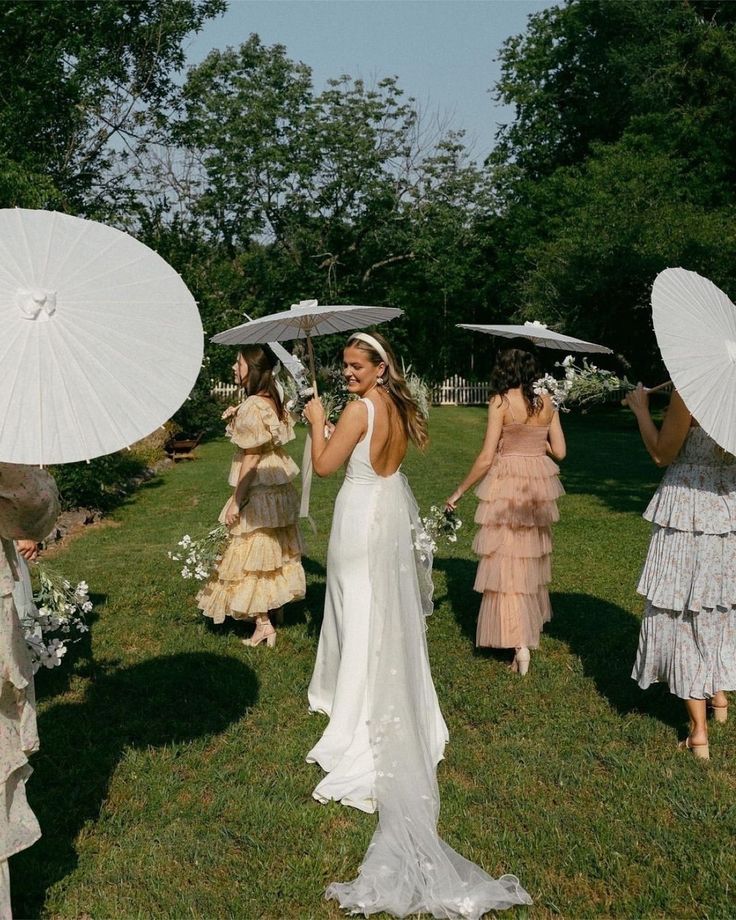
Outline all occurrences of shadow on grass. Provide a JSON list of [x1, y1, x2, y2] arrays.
[[14, 652, 258, 919], [549, 591, 682, 731], [561, 409, 661, 514], [434, 555, 478, 646]]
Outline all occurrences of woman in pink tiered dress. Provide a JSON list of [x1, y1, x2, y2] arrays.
[[447, 346, 566, 675]]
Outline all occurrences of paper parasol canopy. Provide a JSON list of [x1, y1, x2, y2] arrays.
[[457, 321, 612, 354], [212, 299, 403, 388], [651, 268, 736, 456], [0, 209, 203, 465]]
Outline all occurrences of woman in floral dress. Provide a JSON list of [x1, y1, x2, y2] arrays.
[[197, 346, 305, 647], [0, 464, 59, 918], [626, 385, 734, 760]]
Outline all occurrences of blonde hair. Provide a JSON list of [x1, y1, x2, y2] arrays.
[[346, 331, 428, 449]]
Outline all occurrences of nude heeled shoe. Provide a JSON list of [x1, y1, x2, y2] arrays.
[[677, 736, 710, 760], [709, 703, 728, 724], [511, 647, 530, 677], [242, 621, 276, 648]]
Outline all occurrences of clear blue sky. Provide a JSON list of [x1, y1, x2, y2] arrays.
[[184, 0, 558, 160]]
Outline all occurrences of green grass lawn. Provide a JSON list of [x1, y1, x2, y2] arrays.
[[14, 408, 736, 919]]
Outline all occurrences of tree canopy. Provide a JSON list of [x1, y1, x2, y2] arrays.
[[3, 0, 735, 381]]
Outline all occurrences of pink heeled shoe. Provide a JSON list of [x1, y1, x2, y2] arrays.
[[242, 621, 276, 648], [509, 647, 530, 676]]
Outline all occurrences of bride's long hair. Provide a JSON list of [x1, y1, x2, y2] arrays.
[[346, 332, 428, 449]]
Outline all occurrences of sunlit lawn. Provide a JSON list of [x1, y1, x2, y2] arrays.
[[14, 408, 736, 919]]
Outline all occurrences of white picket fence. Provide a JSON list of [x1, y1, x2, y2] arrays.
[[211, 377, 490, 406], [432, 375, 491, 405], [211, 382, 243, 401]]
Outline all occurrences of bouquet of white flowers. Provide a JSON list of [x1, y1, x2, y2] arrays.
[[168, 524, 229, 581], [534, 355, 633, 411], [413, 506, 463, 561], [21, 569, 92, 673]]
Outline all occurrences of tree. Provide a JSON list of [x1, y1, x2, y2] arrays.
[[0, 0, 225, 212], [487, 0, 736, 376]]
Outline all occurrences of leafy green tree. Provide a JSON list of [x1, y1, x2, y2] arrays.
[[488, 0, 736, 376], [0, 0, 225, 212]]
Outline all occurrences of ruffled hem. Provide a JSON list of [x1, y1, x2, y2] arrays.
[[228, 449, 299, 489], [637, 525, 736, 613], [643, 468, 736, 534], [0, 760, 41, 862], [197, 560, 306, 622], [473, 524, 551, 558], [216, 527, 304, 579], [220, 484, 300, 535], [475, 457, 563, 503], [476, 590, 551, 649], [1, 595, 41, 862], [474, 553, 551, 594], [475, 498, 559, 528], [632, 601, 736, 699]]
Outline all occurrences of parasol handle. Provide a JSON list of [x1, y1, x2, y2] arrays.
[[299, 332, 319, 532], [306, 334, 318, 396], [645, 380, 673, 394], [619, 380, 673, 406]]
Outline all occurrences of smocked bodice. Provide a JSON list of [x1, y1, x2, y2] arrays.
[[499, 423, 550, 458], [644, 427, 736, 534], [672, 426, 736, 468]]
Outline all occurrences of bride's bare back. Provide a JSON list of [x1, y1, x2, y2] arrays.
[[362, 390, 407, 477]]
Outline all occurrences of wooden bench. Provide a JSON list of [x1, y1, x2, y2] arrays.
[[166, 432, 203, 461]]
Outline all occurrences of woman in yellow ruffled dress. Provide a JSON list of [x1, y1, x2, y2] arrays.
[[197, 346, 305, 647]]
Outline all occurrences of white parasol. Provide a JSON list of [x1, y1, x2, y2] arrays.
[[0, 209, 203, 465], [213, 299, 402, 528], [457, 320, 612, 354], [651, 267, 736, 455], [212, 299, 403, 390]]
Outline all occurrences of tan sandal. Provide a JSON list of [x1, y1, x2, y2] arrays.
[[677, 736, 710, 760], [709, 703, 728, 724]]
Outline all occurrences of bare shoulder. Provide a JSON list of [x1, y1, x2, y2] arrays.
[[339, 398, 368, 427], [540, 394, 557, 421]]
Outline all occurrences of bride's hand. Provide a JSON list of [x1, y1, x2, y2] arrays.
[[304, 397, 326, 428]]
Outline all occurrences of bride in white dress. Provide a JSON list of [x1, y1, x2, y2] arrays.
[[304, 332, 531, 919]]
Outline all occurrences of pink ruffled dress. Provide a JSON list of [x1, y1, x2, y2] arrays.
[[197, 396, 305, 622], [473, 416, 564, 649]]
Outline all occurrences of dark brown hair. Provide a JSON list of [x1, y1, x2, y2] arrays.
[[346, 331, 428, 449], [238, 345, 285, 419], [489, 345, 544, 416]]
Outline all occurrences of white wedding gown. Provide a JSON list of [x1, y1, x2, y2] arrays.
[[307, 398, 532, 919]]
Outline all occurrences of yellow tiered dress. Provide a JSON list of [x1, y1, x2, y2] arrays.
[[197, 396, 305, 622], [473, 421, 564, 649]]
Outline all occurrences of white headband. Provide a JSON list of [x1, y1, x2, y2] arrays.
[[349, 332, 389, 367]]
